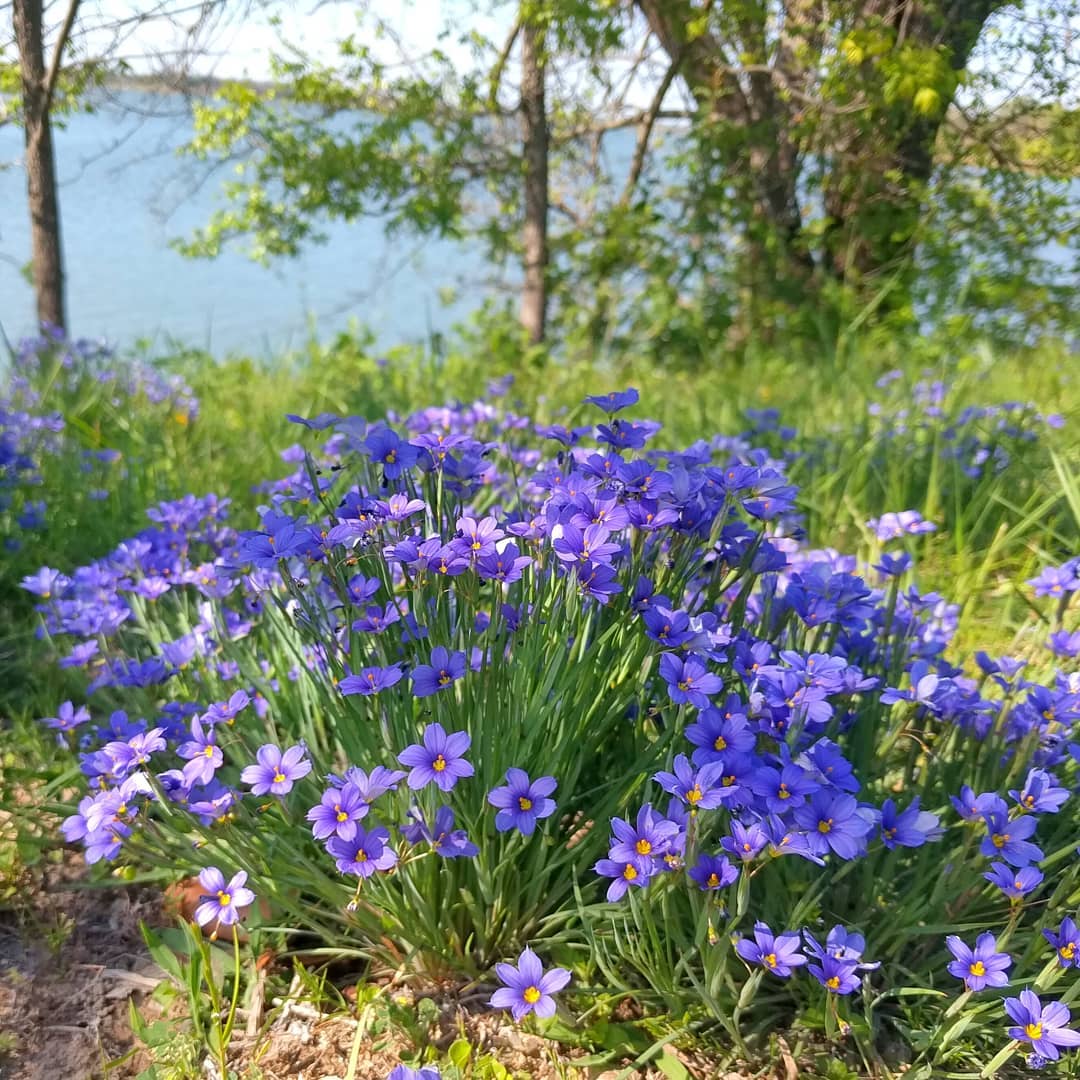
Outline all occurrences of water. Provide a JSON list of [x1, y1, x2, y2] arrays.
[[1, 91, 1076, 355], [0, 91, 500, 355]]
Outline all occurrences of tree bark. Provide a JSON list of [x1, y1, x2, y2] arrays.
[[519, 19, 548, 345], [13, 0, 68, 332]]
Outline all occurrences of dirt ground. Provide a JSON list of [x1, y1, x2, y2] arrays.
[[0, 858, 752, 1080], [0, 855, 161, 1080]]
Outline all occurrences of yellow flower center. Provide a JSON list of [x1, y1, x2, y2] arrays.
[[714, 735, 727, 750], [826, 976, 840, 990], [992, 833, 1008, 848], [518, 796, 533, 811], [1025, 1022, 1043, 1040], [970, 961, 986, 976], [818, 819, 833, 834], [678, 679, 691, 691], [335, 806, 348, 822], [778, 784, 791, 799], [523, 986, 541, 1004], [635, 839, 652, 856], [385, 449, 397, 463], [1062, 943, 1076, 960], [204, 746, 215, 757], [272, 770, 286, 784], [433, 755, 447, 772], [217, 891, 230, 905], [438, 671, 451, 684], [686, 785, 703, 805], [764, 953, 778, 968], [622, 863, 638, 880], [707, 873, 720, 888], [356, 849, 368, 862]]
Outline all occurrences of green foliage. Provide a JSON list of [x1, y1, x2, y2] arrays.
[[171, 0, 1080, 357]]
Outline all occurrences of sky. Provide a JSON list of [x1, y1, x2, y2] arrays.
[[48, 0, 1078, 110], [70, 0, 512, 81]]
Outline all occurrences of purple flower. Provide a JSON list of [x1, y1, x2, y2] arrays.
[[20, 566, 69, 598], [653, 754, 735, 811], [945, 932, 1012, 991], [193, 867, 255, 932], [575, 560, 623, 603], [365, 428, 421, 478], [879, 796, 943, 848], [980, 810, 1043, 867], [240, 743, 312, 796], [658, 653, 724, 709], [749, 762, 818, 814], [688, 854, 738, 891], [722, 819, 769, 862], [342, 765, 407, 802], [327, 825, 398, 877], [553, 522, 620, 565], [735, 921, 807, 977], [794, 790, 875, 860], [455, 515, 504, 559], [867, 510, 936, 541], [306, 783, 369, 840], [984, 861, 1043, 899], [1027, 564, 1079, 598], [411, 647, 467, 698], [177, 716, 223, 788], [1010, 769, 1069, 814], [808, 954, 862, 995], [386, 1067, 440, 1080], [397, 723, 474, 791], [1004, 989, 1080, 1061], [41, 701, 90, 733], [951, 785, 1006, 821], [685, 705, 755, 766], [1044, 917, 1080, 968], [584, 388, 639, 415], [339, 665, 404, 696], [608, 803, 681, 864], [401, 805, 478, 858], [487, 769, 557, 835], [594, 854, 654, 901], [489, 947, 571, 1021]]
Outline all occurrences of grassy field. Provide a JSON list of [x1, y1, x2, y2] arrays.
[[1, 326, 1079, 1079]]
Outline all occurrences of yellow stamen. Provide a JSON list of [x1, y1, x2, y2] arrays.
[[970, 960, 986, 976], [635, 839, 652, 856], [523, 986, 541, 1004], [433, 755, 447, 772], [518, 796, 533, 811], [1025, 1022, 1043, 1040]]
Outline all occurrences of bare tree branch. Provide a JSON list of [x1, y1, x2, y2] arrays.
[[620, 57, 681, 206], [42, 0, 80, 114]]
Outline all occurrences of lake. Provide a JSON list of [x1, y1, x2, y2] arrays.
[[0, 91, 502, 355], [1, 90, 1076, 355]]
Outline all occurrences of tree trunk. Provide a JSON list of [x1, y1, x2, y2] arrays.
[[519, 19, 548, 345], [13, 0, 67, 332]]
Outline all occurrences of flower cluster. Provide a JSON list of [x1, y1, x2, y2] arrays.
[[27, 379, 1080, 1069]]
